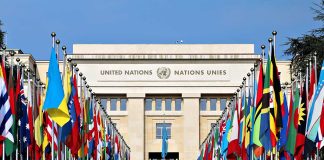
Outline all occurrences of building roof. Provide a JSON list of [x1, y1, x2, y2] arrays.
[[73, 44, 255, 55]]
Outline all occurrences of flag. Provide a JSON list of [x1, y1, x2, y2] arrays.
[[307, 61, 324, 141], [221, 111, 231, 156], [294, 81, 307, 159], [252, 61, 264, 157], [34, 87, 44, 160], [45, 113, 58, 152], [304, 64, 317, 156], [213, 125, 219, 160], [5, 64, 16, 156], [42, 47, 69, 127], [18, 71, 31, 155], [27, 71, 35, 159], [277, 92, 289, 149], [244, 87, 252, 158], [227, 101, 241, 158], [0, 62, 14, 156], [259, 56, 271, 152], [239, 88, 246, 146], [114, 135, 119, 160], [286, 85, 300, 155], [161, 123, 168, 159], [65, 74, 81, 156], [270, 44, 283, 134]]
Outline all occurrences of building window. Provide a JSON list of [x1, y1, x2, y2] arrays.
[[165, 98, 172, 111], [145, 98, 152, 111], [156, 123, 171, 139], [155, 98, 162, 111], [200, 98, 207, 111], [100, 98, 107, 109], [210, 98, 217, 111], [110, 98, 117, 111], [120, 98, 127, 111], [175, 98, 182, 111], [220, 98, 227, 110]]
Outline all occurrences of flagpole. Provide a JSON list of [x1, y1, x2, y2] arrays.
[[313, 52, 317, 85], [79, 72, 84, 160], [51, 32, 56, 160], [16, 58, 21, 160], [272, 31, 277, 56], [1, 46, 5, 160], [261, 45, 265, 68]]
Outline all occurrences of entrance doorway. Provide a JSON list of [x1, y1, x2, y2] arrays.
[[148, 152, 179, 160]]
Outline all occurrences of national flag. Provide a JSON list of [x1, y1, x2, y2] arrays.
[[65, 74, 81, 156], [221, 110, 231, 156], [227, 101, 241, 158], [244, 87, 252, 158], [42, 47, 69, 127], [0, 62, 14, 156], [27, 71, 35, 159], [277, 92, 289, 150], [34, 87, 44, 160], [270, 44, 283, 134], [212, 125, 219, 160], [18, 71, 31, 155], [252, 60, 264, 157], [285, 85, 300, 155], [307, 61, 324, 141], [294, 81, 307, 159], [5, 64, 16, 156], [304, 64, 317, 156], [239, 87, 246, 146], [45, 113, 58, 152], [59, 65, 73, 142], [114, 135, 119, 160], [259, 55, 271, 152], [161, 123, 168, 159]]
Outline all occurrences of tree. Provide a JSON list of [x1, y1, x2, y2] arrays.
[[0, 20, 4, 47], [284, 0, 324, 77]]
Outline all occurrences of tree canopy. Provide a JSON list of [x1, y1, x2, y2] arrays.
[[284, 0, 324, 76], [0, 20, 4, 47]]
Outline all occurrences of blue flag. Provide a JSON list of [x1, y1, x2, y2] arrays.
[[18, 76, 30, 152], [161, 123, 168, 159], [278, 92, 289, 149], [43, 47, 69, 126], [60, 75, 74, 142]]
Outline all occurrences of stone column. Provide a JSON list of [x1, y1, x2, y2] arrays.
[[127, 93, 145, 160], [182, 93, 200, 159]]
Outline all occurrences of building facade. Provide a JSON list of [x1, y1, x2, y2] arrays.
[[9, 44, 291, 160]]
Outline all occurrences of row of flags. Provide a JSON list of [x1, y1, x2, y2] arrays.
[[198, 43, 324, 160], [0, 42, 130, 159]]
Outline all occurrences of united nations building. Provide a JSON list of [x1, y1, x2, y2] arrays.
[[11, 44, 291, 160]]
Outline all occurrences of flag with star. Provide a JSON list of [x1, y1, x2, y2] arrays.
[[18, 71, 31, 155], [294, 81, 307, 159]]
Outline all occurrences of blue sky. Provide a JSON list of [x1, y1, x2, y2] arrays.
[[0, 0, 321, 60]]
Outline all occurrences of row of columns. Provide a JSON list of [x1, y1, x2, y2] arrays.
[[127, 93, 201, 160]]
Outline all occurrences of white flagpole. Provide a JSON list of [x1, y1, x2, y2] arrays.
[[1, 46, 5, 160], [51, 32, 56, 160], [314, 52, 317, 85]]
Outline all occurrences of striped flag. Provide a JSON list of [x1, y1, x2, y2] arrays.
[[0, 61, 14, 156], [307, 61, 324, 141], [252, 61, 264, 157]]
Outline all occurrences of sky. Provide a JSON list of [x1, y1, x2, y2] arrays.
[[0, 0, 322, 60]]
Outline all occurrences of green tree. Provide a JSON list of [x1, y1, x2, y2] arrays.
[[284, 0, 324, 76], [0, 20, 4, 47]]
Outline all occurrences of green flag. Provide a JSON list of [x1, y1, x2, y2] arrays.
[[286, 87, 300, 155]]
